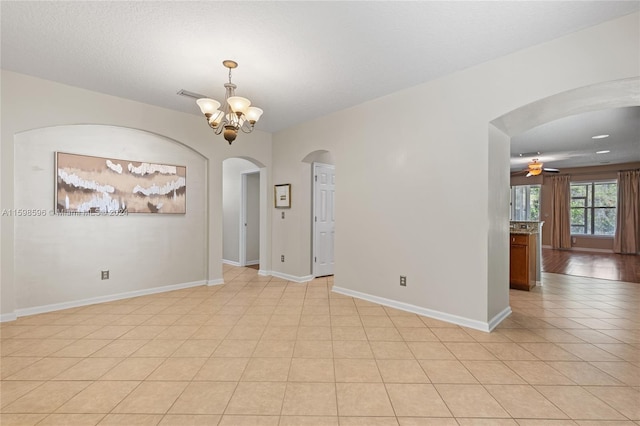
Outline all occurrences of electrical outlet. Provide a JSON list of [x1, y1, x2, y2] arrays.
[[281, 211, 285, 219], [400, 276, 406, 286], [281, 255, 285, 262], [101, 270, 109, 280]]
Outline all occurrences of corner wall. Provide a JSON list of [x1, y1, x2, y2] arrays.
[[271, 13, 639, 329]]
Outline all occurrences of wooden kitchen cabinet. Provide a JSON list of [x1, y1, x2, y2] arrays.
[[510, 233, 536, 291]]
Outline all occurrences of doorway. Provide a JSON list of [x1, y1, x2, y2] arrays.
[[313, 162, 335, 277], [241, 171, 260, 267]]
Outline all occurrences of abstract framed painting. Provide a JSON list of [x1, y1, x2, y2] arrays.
[[55, 152, 186, 214]]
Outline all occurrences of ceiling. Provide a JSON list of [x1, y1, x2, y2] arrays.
[[2, 1, 638, 168]]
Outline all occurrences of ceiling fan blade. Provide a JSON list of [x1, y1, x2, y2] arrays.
[[526, 172, 533, 177], [543, 168, 560, 173]]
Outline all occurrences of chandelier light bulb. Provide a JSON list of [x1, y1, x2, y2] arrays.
[[196, 98, 220, 115]]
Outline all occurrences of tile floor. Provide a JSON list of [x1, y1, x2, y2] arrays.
[[1, 265, 638, 425]]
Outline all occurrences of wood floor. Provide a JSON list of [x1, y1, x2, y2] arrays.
[[542, 248, 640, 283]]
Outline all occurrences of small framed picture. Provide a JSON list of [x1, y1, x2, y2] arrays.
[[274, 184, 291, 208]]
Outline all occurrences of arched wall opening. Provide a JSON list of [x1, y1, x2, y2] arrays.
[[12, 124, 209, 314], [486, 77, 640, 321]]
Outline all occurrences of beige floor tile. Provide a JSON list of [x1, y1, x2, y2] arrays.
[[535, 385, 627, 420], [332, 326, 368, 341], [91, 339, 149, 357], [336, 383, 394, 416], [119, 325, 168, 340], [431, 328, 475, 342], [6, 357, 81, 380], [54, 357, 122, 380], [518, 343, 582, 361], [56, 380, 139, 413], [299, 314, 331, 327], [332, 315, 362, 327], [279, 415, 338, 425], [194, 357, 249, 381], [226, 325, 267, 340], [365, 327, 403, 341], [253, 339, 296, 357], [168, 381, 236, 414], [546, 361, 624, 385], [485, 384, 568, 419], [444, 342, 499, 361], [294, 339, 333, 358], [434, 384, 509, 418], [217, 415, 279, 426], [36, 413, 105, 425], [281, 382, 337, 415], [335, 359, 382, 382], [298, 326, 332, 340], [225, 382, 287, 415], [376, 359, 430, 383], [419, 360, 477, 383], [97, 413, 163, 425], [289, 358, 335, 382], [50, 339, 110, 357], [170, 340, 220, 357], [0, 413, 47, 426], [10, 339, 76, 357], [360, 315, 394, 327], [406, 342, 455, 360], [2, 381, 91, 413], [590, 361, 640, 386], [0, 381, 45, 408], [505, 361, 575, 385], [371, 341, 415, 359], [111, 381, 188, 414], [397, 327, 439, 342], [99, 357, 164, 380], [85, 325, 135, 339], [0, 357, 41, 379], [583, 386, 640, 420], [146, 357, 206, 381], [190, 325, 232, 339], [556, 343, 623, 362], [260, 326, 298, 340], [333, 341, 374, 359], [386, 383, 451, 417], [158, 414, 221, 425], [154, 325, 200, 340], [241, 357, 291, 381], [341, 417, 399, 426], [461, 360, 526, 384], [268, 315, 301, 327], [481, 343, 538, 360], [213, 339, 258, 357], [454, 420, 518, 426]]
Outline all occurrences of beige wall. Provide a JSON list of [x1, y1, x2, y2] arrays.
[[1, 71, 272, 319], [271, 13, 639, 329]]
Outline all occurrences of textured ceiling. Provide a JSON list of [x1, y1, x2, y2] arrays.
[[1, 1, 638, 167]]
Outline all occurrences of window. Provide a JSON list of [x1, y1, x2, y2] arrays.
[[510, 185, 540, 221], [570, 181, 617, 235]]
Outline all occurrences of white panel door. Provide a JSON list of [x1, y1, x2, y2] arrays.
[[313, 163, 335, 277]]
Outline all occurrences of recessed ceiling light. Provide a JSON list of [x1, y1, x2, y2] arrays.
[[596, 150, 610, 154], [592, 134, 610, 139]]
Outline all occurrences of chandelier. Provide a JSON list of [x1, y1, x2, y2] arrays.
[[196, 60, 263, 145]]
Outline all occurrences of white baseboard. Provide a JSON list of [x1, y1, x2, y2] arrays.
[[207, 279, 224, 286], [270, 271, 314, 283], [245, 260, 259, 266], [11, 280, 207, 320], [332, 286, 508, 332], [258, 270, 270, 277], [0, 312, 18, 323], [222, 259, 241, 267]]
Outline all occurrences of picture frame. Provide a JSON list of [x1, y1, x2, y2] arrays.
[[274, 184, 291, 208]]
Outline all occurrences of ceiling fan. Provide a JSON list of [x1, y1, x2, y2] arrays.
[[513, 158, 560, 177]]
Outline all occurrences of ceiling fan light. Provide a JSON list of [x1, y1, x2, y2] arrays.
[[529, 168, 542, 176], [246, 107, 263, 123], [227, 96, 251, 114], [196, 98, 221, 116]]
